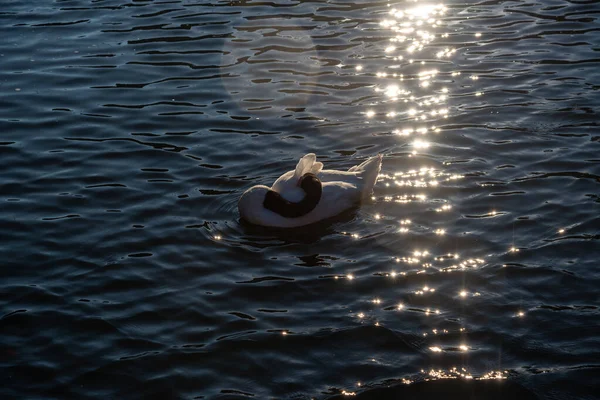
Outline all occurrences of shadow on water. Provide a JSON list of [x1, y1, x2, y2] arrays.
[[235, 208, 359, 247]]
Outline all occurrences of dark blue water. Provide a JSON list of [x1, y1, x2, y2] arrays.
[[1, 1, 599, 399]]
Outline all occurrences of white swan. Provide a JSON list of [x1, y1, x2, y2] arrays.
[[238, 153, 382, 228]]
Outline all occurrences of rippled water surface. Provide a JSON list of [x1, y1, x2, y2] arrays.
[[1, 0, 599, 399]]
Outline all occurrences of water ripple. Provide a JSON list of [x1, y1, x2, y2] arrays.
[[1, 0, 599, 398]]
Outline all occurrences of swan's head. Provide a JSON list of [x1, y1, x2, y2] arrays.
[[238, 185, 271, 225]]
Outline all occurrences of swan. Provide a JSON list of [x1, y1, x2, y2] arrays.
[[238, 153, 382, 228]]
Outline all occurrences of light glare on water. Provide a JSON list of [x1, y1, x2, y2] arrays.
[[0, 0, 598, 398]]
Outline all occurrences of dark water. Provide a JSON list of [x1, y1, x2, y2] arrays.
[[1, 0, 599, 399]]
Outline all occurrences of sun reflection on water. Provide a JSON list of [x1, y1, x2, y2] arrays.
[[423, 367, 508, 381], [381, 3, 447, 54], [391, 251, 485, 276], [381, 167, 461, 181], [366, 2, 454, 127], [338, 1, 518, 393]]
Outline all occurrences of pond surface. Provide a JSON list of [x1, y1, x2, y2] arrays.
[[1, 0, 599, 399]]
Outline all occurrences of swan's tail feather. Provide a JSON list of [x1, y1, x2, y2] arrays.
[[351, 154, 382, 198]]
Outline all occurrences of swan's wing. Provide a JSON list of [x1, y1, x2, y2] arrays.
[[294, 153, 316, 177], [271, 170, 294, 190], [318, 181, 361, 213], [271, 170, 303, 202], [270, 154, 317, 202], [319, 155, 381, 198], [310, 162, 323, 175]]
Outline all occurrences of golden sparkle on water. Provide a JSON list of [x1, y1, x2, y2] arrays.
[[436, 204, 452, 212], [339, 5, 513, 394], [368, 1, 457, 150], [412, 139, 430, 149], [415, 285, 436, 295], [392, 250, 485, 276], [378, 168, 462, 188], [423, 367, 508, 381]]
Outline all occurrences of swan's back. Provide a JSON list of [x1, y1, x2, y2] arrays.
[[318, 154, 382, 198], [272, 154, 381, 199]]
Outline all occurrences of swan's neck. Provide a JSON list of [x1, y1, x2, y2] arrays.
[[263, 173, 322, 218]]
